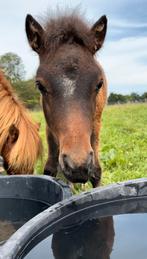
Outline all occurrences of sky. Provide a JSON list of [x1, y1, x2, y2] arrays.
[[0, 0, 147, 94]]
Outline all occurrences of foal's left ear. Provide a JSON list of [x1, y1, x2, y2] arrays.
[[9, 125, 19, 143], [91, 15, 107, 54], [25, 14, 44, 54]]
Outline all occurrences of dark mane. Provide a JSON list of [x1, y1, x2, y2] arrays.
[[43, 14, 95, 54]]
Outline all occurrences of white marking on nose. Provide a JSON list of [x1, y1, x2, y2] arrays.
[[62, 75, 76, 97]]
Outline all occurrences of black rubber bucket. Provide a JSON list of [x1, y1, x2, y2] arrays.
[[0, 175, 71, 245], [1, 178, 147, 259]]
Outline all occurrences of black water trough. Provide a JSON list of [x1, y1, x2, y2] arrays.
[[0, 175, 71, 245], [1, 178, 147, 259]]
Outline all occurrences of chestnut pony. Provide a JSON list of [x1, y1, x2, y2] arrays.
[[25, 13, 107, 187], [0, 71, 42, 174]]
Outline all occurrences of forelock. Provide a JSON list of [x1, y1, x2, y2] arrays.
[[41, 12, 95, 54]]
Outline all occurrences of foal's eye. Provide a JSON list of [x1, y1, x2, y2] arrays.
[[95, 80, 103, 93], [36, 81, 48, 95]]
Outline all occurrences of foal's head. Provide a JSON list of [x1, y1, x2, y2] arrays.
[[25, 13, 107, 184]]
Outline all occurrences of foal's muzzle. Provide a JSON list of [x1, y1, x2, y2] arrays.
[[59, 152, 94, 183]]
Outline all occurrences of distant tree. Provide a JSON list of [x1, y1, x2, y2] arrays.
[[141, 92, 147, 102], [13, 79, 40, 109], [108, 93, 127, 104], [0, 52, 25, 83], [108, 93, 116, 104], [130, 92, 141, 102]]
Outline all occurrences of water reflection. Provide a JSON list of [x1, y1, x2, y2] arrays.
[[52, 217, 114, 259], [25, 213, 147, 259], [0, 220, 16, 244], [23, 198, 147, 259], [0, 198, 48, 243]]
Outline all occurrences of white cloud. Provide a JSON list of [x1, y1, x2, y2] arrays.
[[0, 0, 147, 93], [98, 37, 147, 93], [110, 19, 147, 29]]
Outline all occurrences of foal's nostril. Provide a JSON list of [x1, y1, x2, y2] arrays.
[[62, 154, 68, 165], [59, 150, 95, 183], [62, 154, 67, 161], [87, 151, 94, 166], [61, 153, 74, 170]]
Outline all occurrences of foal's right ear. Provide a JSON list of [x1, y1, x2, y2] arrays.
[[25, 14, 44, 54]]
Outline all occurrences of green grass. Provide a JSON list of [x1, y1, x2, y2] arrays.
[[31, 103, 147, 188], [100, 103, 147, 185]]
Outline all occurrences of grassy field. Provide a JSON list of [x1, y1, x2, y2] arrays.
[[32, 103, 147, 188]]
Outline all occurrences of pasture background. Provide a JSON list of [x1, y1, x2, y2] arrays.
[[32, 103, 147, 190]]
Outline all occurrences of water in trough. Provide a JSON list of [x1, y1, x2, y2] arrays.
[[23, 198, 147, 259], [0, 198, 48, 243]]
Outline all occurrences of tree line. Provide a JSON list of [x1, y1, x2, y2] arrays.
[[108, 92, 147, 104], [0, 52, 147, 108]]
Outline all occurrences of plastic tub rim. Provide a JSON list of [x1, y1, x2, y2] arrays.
[[0, 175, 71, 201], [0, 178, 147, 259]]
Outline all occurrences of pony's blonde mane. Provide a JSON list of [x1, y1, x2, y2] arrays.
[[0, 70, 42, 173]]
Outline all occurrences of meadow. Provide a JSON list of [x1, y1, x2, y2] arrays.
[[32, 103, 147, 189]]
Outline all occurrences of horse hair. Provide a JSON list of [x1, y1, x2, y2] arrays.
[[0, 70, 42, 173], [42, 13, 95, 54]]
